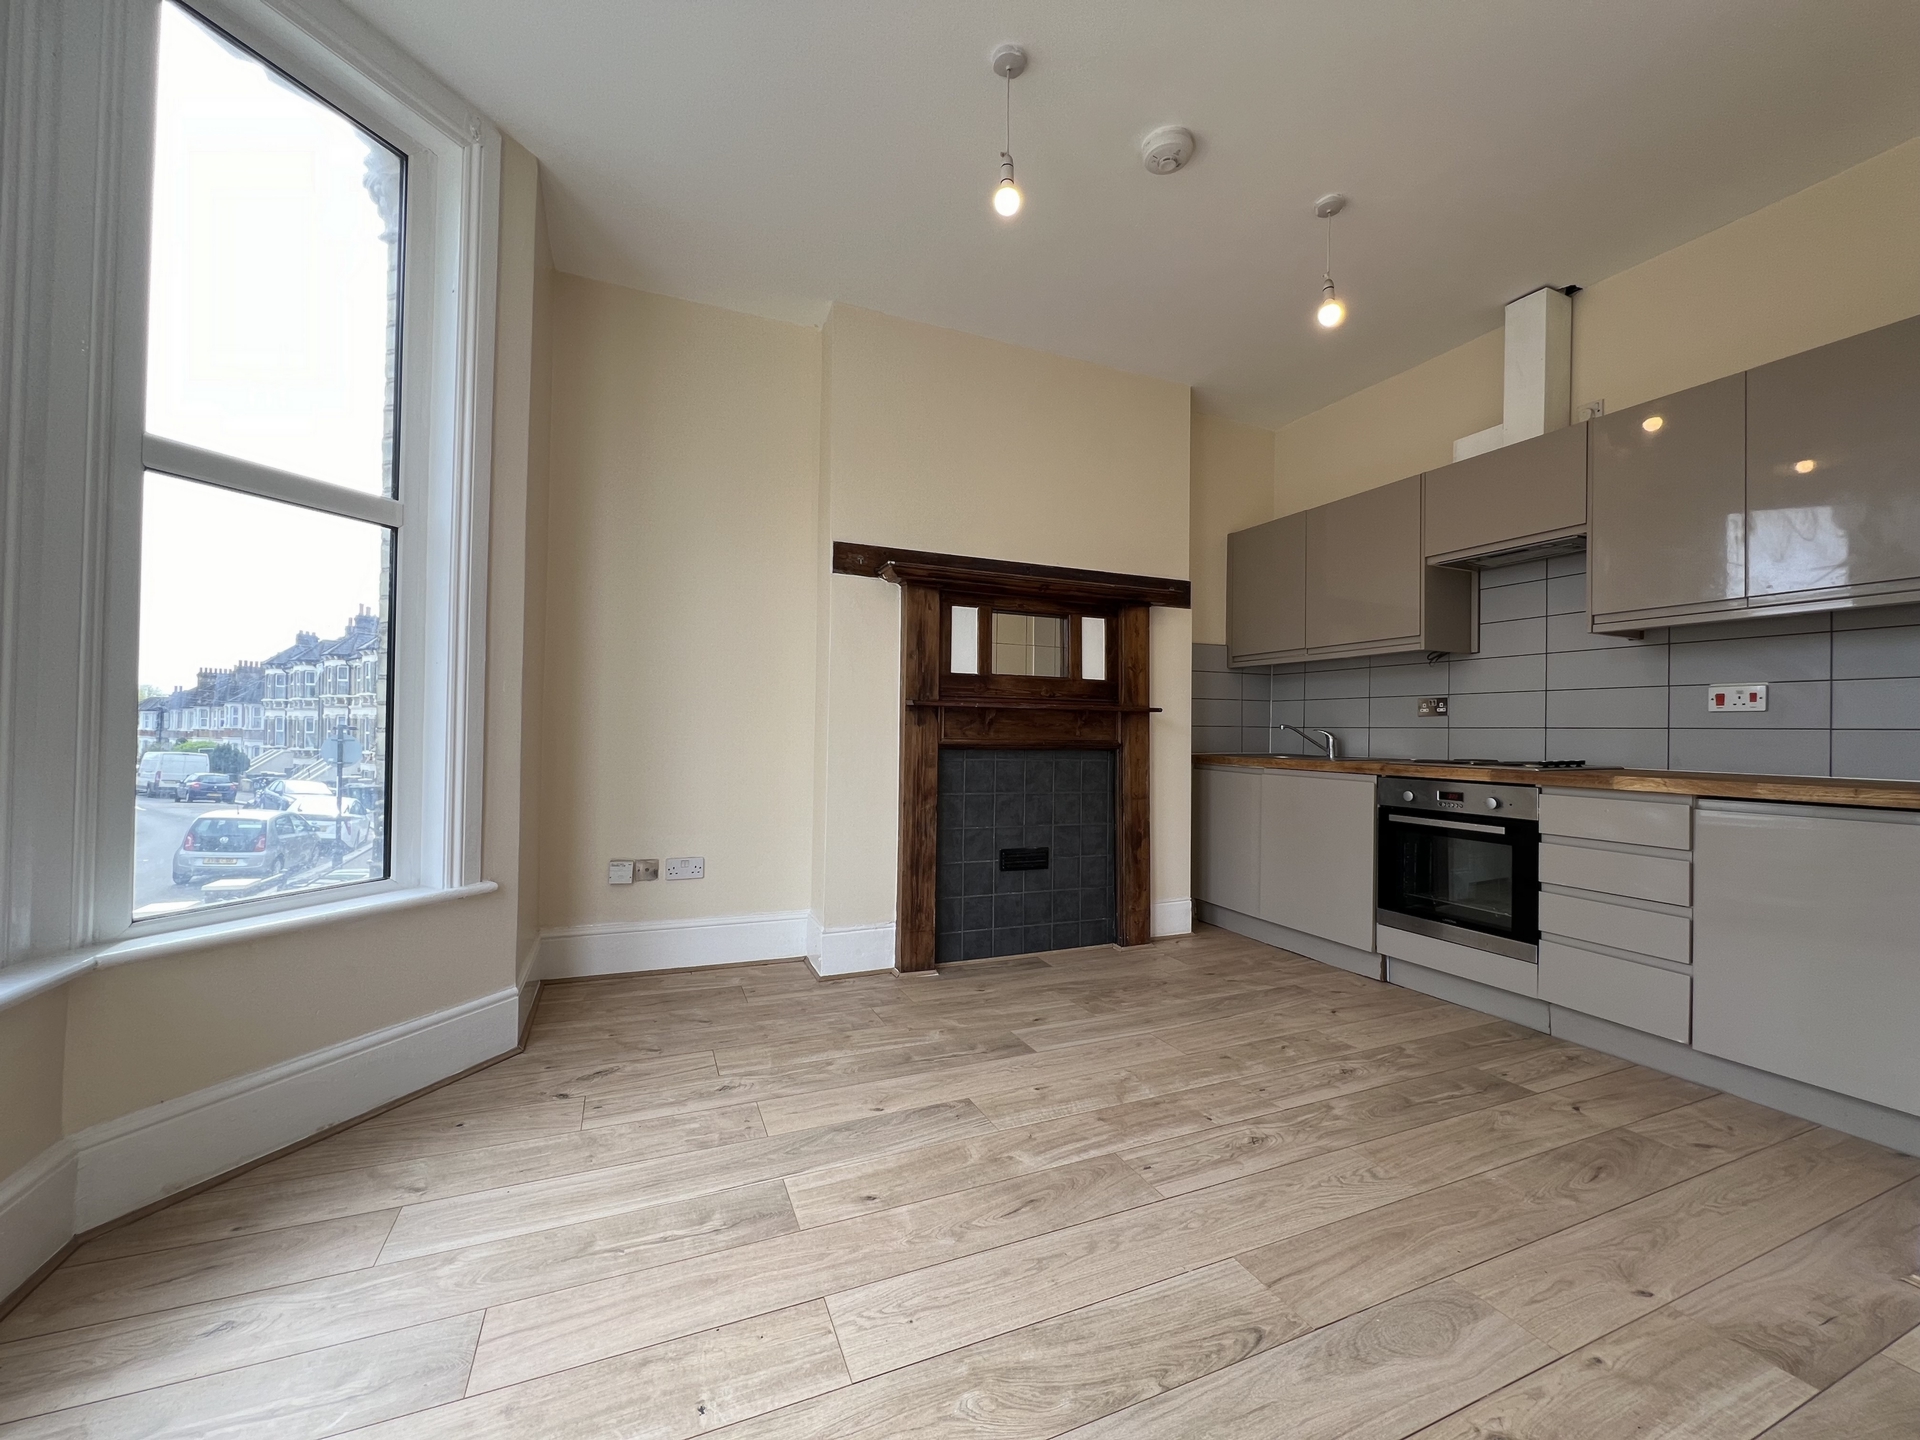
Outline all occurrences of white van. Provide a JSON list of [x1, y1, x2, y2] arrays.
[[137, 751, 211, 797]]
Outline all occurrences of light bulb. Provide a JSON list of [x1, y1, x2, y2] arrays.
[[1642, 415, 1665, 433], [1794, 458, 1817, 474], [993, 178, 1023, 217], [1316, 282, 1345, 328]]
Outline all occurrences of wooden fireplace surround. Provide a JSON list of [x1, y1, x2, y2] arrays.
[[833, 542, 1192, 972]]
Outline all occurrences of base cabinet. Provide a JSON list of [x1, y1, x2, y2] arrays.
[[1256, 770, 1375, 952], [1194, 765, 1375, 954], [1694, 800, 1920, 1117], [1194, 766, 1261, 918]]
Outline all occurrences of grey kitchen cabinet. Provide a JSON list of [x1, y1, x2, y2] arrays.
[[1746, 314, 1920, 613], [1423, 422, 1588, 565], [1226, 512, 1306, 665], [1589, 373, 1747, 631], [1256, 769, 1376, 953], [1193, 764, 1261, 917], [1693, 799, 1920, 1117], [1305, 476, 1473, 659], [1225, 479, 1472, 666]]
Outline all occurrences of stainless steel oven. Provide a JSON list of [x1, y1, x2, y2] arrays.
[[1376, 776, 1539, 962]]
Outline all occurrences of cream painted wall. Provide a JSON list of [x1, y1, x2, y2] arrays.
[[1190, 410, 1278, 646], [538, 277, 821, 930], [1572, 137, 1920, 415], [52, 138, 549, 1136], [0, 989, 66, 1179], [1271, 329, 1503, 518], [815, 305, 1193, 940], [1264, 137, 1920, 519]]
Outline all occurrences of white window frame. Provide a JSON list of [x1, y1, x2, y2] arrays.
[[0, 0, 498, 967]]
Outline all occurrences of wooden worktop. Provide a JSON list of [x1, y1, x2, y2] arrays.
[[1192, 753, 1920, 811]]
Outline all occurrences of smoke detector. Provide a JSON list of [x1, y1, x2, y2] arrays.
[[1140, 126, 1195, 175]]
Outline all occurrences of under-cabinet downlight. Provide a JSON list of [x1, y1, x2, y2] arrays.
[[1642, 415, 1665, 433]]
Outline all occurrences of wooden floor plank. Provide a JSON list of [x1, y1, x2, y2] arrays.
[[76, 1104, 772, 1263], [463, 1154, 1157, 1395], [1408, 1307, 1816, 1440], [1670, 1178, 1920, 1388], [672, 1261, 1296, 1440], [6, 924, 1912, 1439], [823, 1082, 1686, 1382], [1061, 1281, 1555, 1440], [0, 1184, 798, 1423], [0, 1211, 396, 1342], [1754, 1355, 1920, 1440], [378, 1101, 992, 1261], [1123, 1066, 1532, 1198], [339, 1302, 849, 1440], [1453, 1127, 1920, 1353], [0, 1313, 481, 1439]]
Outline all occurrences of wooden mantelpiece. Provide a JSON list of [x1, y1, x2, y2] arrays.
[[862, 542, 1189, 973]]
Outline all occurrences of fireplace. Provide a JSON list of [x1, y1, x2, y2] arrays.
[[832, 541, 1190, 972], [936, 748, 1117, 962]]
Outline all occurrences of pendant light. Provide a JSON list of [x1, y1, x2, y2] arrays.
[[991, 45, 1027, 218], [1315, 193, 1348, 328]]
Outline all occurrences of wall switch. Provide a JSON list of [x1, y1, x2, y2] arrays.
[[635, 859, 659, 881], [665, 856, 704, 881], [607, 860, 634, 885], [1708, 682, 1768, 712], [1417, 697, 1449, 718]]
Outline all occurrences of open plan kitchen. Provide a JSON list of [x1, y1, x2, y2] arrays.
[[4, 5, 1918, 1438]]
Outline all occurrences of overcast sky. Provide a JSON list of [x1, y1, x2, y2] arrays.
[[140, 1, 396, 693]]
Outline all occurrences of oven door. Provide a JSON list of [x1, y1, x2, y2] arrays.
[[1376, 809, 1539, 958]]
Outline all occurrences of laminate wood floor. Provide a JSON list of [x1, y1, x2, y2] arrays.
[[4, 925, 1917, 1438]]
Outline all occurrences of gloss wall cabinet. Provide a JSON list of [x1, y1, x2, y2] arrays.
[[1422, 421, 1589, 565], [1589, 374, 1747, 631], [1226, 512, 1305, 666], [1745, 313, 1920, 610], [1226, 476, 1472, 666]]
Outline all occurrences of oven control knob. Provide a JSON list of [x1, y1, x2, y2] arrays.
[[1484, 796, 1501, 810], [1401, 790, 1415, 802]]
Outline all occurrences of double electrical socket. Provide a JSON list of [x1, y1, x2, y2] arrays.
[[1707, 683, 1768, 712], [1417, 697, 1449, 717], [607, 859, 660, 885]]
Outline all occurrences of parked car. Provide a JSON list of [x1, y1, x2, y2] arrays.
[[288, 795, 373, 850], [178, 772, 239, 803], [171, 808, 323, 887], [251, 777, 335, 811], [138, 751, 210, 797]]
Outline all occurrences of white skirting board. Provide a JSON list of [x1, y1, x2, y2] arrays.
[[537, 911, 810, 979], [1151, 898, 1193, 938], [1, 984, 518, 1299], [808, 917, 895, 977], [0, 1145, 78, 1302]]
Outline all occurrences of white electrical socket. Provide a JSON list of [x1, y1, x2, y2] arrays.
[[1707, 683, 1768, 712], [665, 856, 704, 881], [607, 859, 634, 885]]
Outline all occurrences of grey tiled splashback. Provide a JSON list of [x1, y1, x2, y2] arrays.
[[1194, 553, 1920, 780]]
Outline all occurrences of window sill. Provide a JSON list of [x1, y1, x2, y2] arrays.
[[0, 881, 499, 1015]]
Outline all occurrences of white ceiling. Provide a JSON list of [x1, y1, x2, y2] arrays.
[[344, 0, 1919, 430]]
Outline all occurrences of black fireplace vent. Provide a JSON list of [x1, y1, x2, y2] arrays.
[[998, 847, 1050, 872]]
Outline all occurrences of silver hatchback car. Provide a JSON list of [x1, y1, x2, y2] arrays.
[[172, 808, 323, 886]]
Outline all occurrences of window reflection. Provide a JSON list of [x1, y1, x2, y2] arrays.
[[992, 612, 1066, 676]]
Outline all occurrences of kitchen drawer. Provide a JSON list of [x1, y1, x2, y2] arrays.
[[1539, 840, 1690, 906], [1540, 792, 1691, 851], [1540, 939, 1691, 1043], [1540, 890, 1691, 965]]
